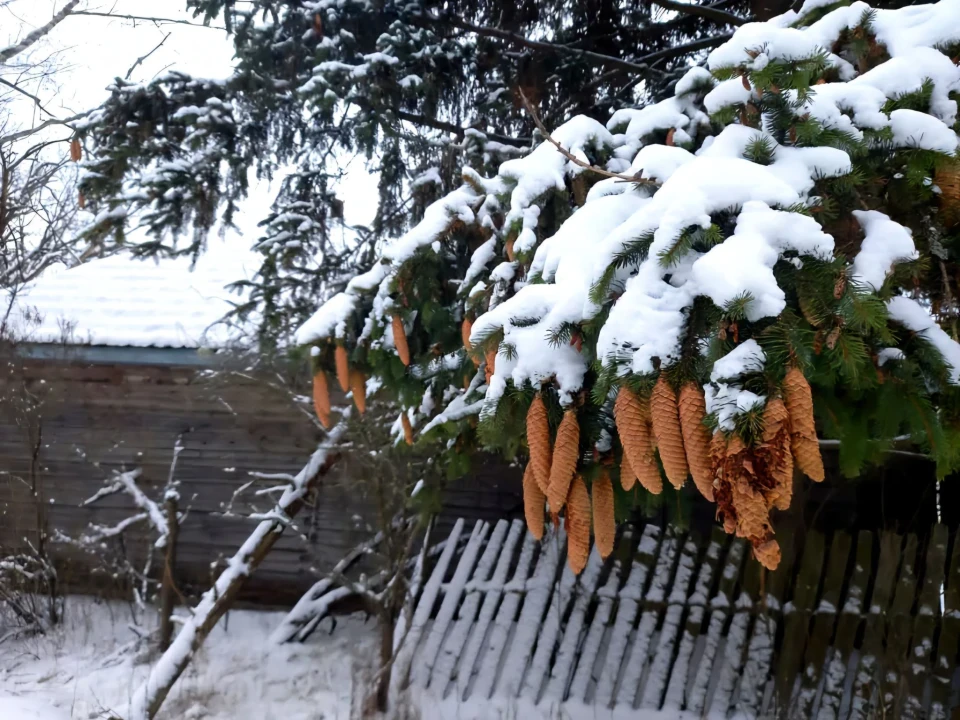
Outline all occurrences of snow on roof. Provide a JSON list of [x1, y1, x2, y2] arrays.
[[7, 239, 257, 349]]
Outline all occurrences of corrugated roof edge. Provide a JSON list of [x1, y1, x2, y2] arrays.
[[20, 343, 221, 367]]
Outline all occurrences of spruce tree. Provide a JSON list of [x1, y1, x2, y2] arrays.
[[295, 0, 960, 571], [76, 0, 960, 571]]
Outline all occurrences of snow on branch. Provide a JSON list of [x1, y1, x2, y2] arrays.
[[0, 0, 81, 65]]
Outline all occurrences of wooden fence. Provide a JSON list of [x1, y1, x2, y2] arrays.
[[396, 517, 960, 719]]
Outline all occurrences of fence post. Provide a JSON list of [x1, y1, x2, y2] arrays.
[[159, 495, 179, 651]]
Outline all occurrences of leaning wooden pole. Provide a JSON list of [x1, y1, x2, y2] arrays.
[[127, 423, 346, 720]]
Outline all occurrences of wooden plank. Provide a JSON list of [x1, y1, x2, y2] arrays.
[[686, 536, 746, 715], [793, 531, 852, 718], [901, 525, 948, 719], [772, 530, 826, 712], [430, 519, 508, 692], [567, 530, 630, 704], [817, 529, 873, 720], [879, 533, 920, 718], [469, 530, 538, 701], [593, 523, 661, 707], [640, 535, 700, 709], [849, 532, 903, 720], [614, 527, 679, 709], [928, 525, 960, 720], [709, 554, 762, 716], [496, 529, 565, 699], [452, 519, 524, 701], [393, 518, 465, 692], [415, 520, 490, 687], [540, 550, 606, 703], [661, 526, 724, 712], [738, 527, 798, 718]]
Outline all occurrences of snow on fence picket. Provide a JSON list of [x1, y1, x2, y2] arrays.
[[398, 518, 960, 719]]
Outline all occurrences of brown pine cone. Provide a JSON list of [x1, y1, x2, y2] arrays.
[[565, 475, 591, 575], [650, 376, 689, 489], [392, 315, 410, 366], [526, 394, 553, 493], [592, 470, 616, 560], [678, 383, 714, 501], [547, 409, 580, 513], [312, 371, 331, 429], [335, 344, 350, 392], [523, 462, 545, 541]]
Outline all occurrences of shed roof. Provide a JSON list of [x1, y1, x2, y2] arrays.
[[7, 239, 257, 349]]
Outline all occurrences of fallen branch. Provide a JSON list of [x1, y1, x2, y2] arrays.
[[126, 422, 347, 720]]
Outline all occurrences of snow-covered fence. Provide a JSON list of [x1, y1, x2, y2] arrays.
[[397, 518, 960, 719]]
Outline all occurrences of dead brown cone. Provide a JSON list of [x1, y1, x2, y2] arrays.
[[523, 463, 545, 541], [783, 367, 824, 482], [461, 317, 473, 352], [761, 399, 793, 510], [526, 394, 552, 493], [620, 450, 637, 491], [678, 383, 714, 501], [650, 376, 689, 489], [335, 344, 350, 392], [392, 315, 410, 366], [70, 138, 82, 162], [613, 387, 661, 495], [592, 471, 616, 560], [312, 371, 331, 429], [753, 539, 782, 571], [732, 478, 772, 541], [547, 409, 580, 513], [401, 412, 414, 445], [349, 369, 366, 415], [564, 475, 591, 575]]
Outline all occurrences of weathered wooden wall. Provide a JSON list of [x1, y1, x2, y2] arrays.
[[0, 354, 522, 606]]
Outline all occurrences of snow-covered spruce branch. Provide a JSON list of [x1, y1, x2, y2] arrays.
[[126, 421, 347, 720]]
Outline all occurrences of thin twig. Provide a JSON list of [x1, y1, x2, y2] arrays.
[[125, 32, 171, 80], [71, 11, 226, 30], [651, 0, 747, 26], [517, 89, 655, 185]]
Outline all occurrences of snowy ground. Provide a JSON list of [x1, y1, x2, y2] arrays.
[[0, 597, 378, 720]]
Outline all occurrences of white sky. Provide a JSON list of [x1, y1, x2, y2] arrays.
[[2, 0, 378, 239]]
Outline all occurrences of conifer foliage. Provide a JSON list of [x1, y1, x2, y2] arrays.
[[77, 0, 960, 571], [295, 0, 960, 570]]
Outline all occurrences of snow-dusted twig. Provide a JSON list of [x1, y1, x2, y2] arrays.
[[0, 0, 82, 64]]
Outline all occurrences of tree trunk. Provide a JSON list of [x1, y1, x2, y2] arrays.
[[158, 495, 179, 651], [376, 610, 395, 712]]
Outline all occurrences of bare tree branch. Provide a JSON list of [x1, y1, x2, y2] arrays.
[[517, 89, 656, 185], [125, 32, 171, 80], [651, 0, 748, 26], [71, 11, 226, 30], [0, 0, 82, 65]]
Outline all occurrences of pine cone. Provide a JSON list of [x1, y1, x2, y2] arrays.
[[783, 367, 824, 482], [620, 450, 637, 491], [335, 344, 350, 392], [565, 475, 591, 575], [732, 477, 772, 541], [485, 347, 497, 383], [678, 383, 714, 501], [462, 317, 473, 351], [547, 409, 580, 513], [793, 435, 824, 483], [312, 371, 331, 429], [753, 538, 781, 571], [401, 412, 414, 445], [614, 387, 661, 495], [592, 470, 616, 560], [526, 394, 552, 493], [761, 399, 793, 510], [651, 376, 689, 489], [523, 462, 545, 541], [392, 314, 410, 366], [349, 369, 366, 415], [70, 138, 82, 162]]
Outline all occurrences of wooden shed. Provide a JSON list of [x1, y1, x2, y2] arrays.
[[0, 252, 522, 605]]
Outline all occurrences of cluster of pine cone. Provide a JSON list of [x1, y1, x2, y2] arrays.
[[311, 344, 367, 429], [523, 367, 824, 572]]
